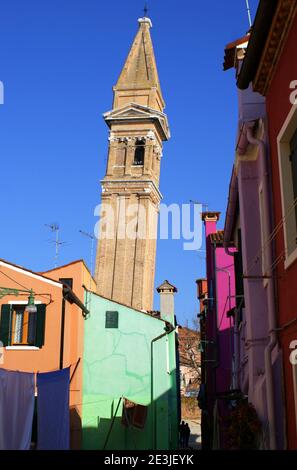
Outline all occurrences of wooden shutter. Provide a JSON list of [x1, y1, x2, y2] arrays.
[[234, 229, 245, 310], [28, 312, 37, 345], [0, 305, 12, 346], [35, 304, 46, 348], [132, 404, 148, 429]]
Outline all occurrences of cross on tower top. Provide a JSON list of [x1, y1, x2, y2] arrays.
[[143, 3, 149, 17]]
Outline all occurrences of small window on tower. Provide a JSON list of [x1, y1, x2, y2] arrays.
[[134, 139, 145, 166]]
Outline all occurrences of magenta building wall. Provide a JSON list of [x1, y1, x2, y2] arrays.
[[203, 213, 236, 448]]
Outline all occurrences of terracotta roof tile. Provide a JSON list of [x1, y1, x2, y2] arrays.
[[223, 34, 250, 71], [209, 230, 225, 245]]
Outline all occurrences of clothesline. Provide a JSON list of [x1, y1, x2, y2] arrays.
[[0, 362, 77, 375]]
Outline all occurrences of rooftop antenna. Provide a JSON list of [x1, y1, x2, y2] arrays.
[[45, 223, 67, 268], [189, 201, 209, 273], [245, 0, 252, 28], [79, 230, 96, 280], [190, 200, 209, 211]]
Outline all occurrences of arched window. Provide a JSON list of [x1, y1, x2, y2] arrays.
[[134, 139, 145, 165]]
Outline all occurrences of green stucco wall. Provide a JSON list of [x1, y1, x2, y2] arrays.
[[82, 293, 178, 450]]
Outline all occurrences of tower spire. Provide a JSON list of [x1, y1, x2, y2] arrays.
[[113, 15, 164, 112]]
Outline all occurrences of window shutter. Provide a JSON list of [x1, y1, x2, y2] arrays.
[[0, 305, 12, 346], [234, 229, 245, 310], [234, 252, 245, 309], [105, 311, 119, 328], [35, 304, 46, 348], [28, 312, 37, 345]]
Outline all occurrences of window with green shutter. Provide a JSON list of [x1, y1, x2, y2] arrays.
[[0, 303, 46, 348]]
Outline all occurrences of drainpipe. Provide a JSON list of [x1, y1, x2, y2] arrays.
[[59, 297, 66, 370], [233, 315, 240, 391], [246, 121, 277, 450]]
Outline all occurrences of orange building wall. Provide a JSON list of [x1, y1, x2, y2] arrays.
[[0, 259, 95, 449], [42, 260, 96, 449]]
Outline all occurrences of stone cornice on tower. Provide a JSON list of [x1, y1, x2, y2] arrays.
[[101, 179, 163, 206], [104, 103, 170, 141]]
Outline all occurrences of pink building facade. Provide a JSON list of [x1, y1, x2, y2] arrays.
[[199, 212, 236, 449], [223, 30, 286, 449]]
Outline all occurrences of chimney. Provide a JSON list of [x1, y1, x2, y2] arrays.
[[201, 211, 221, 237], [156, 280, 177, 324]]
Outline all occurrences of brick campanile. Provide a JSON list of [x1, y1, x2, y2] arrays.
[[95, 16, 170, 311]]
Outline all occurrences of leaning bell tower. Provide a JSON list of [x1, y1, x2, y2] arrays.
[[95, 15, 170, 311]]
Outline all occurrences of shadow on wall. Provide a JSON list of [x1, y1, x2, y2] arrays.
[[82, 391, 178, 450], [83, 416, 153, 451], [83, 417, 128, 451], [70, 407, 82, 450]]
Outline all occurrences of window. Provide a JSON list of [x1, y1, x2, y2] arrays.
[[277, 107, 297, 268], [59, 278, 73, 289], [133, 139, 145, 166], [290, 128, 297, 224], [122, 398, 148, 429], [11, 305, 36, 345], [0, 304, 46, 348], [105, 311, 119, 329]]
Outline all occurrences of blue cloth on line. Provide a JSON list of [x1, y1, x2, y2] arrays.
[[37, 367, 70, 450], [0, 368, 35, 450]]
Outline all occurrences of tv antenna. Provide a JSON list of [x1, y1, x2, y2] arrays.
[[190, 200, 209, 211], [245, 0, 252, 28], [45, 223, 67, 268], [79, 230, 96, 282]]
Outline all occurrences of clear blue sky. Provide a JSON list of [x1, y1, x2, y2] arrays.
[[0, 0, 259, 326]]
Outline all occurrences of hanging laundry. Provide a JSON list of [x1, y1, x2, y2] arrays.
[[37, 367, 70, 450], [0, 368, 35, 450]]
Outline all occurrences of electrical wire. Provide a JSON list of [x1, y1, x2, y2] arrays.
[[245, 196, 297, 275], [0, 269, 53, 304], [218, 296, 230, 330]]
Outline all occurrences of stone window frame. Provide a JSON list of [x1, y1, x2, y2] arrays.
[[277, 104, 297, 270]]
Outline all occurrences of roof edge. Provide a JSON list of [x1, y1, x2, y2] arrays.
[[237, 0, 278, 90], [83, 286, 168, 324]]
